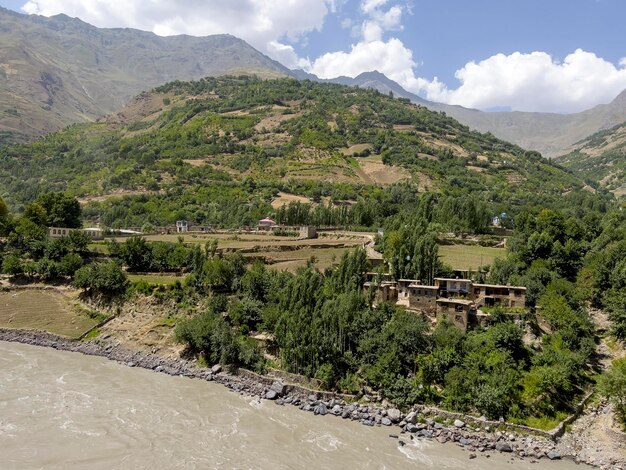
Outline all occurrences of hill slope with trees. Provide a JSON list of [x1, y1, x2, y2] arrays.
[[559, 120, 626, 196], [1, 76, 601, 230]]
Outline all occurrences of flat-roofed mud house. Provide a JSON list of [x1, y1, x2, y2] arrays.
[[408, 284, 438, 314], [434, 278, 473, 298], [472, 284, 526, 308], [364, 280, 398, 304], [436, 298, 476, 332], [363, 275, 525, 331]]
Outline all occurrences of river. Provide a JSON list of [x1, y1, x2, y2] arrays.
[[0, 341, 589, 470]]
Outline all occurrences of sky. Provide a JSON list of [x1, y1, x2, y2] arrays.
[[2, 0, 626, 114]]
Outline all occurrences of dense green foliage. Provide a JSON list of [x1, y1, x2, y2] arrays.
[[73, 261, 129, 297], [0, 76, 600, 231], [0, 193, 89, 280]]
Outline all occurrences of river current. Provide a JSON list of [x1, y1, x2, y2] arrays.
[[0, 341, 588, 470]]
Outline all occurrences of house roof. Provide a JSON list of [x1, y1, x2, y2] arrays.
[[473, 283, 526, 290], [436, 298, 475, 305], [409, 284, 438, 289], [259, 218, 276, 224], [434, 278, 472, 283]]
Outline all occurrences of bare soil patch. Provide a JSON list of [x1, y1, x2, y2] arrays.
[[0, 289, 98, 338], [271, 192, 314, 208], [357, 156, 410, 185]]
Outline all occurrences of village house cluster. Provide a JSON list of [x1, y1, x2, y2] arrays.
[[364, 275, 526, 332]]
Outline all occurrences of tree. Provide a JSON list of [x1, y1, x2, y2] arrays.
[[0, 196, 9, 236], [35, 192, 82, 228], [598, 358, 626, 429], [119, 236, 153, 271], [2, 254, 23, 276], [73, 261, 129, 297]]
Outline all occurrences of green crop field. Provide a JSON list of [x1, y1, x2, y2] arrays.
[[128, 274, 185, 285], [439, 244, 505, 270], [0, 290, 100, 338]]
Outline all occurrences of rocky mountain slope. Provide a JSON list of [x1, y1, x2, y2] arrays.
[[3, 6, 624, 162], [0, 7, 289, 143]]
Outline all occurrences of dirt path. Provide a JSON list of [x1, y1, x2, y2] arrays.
[[556, 307, 626, 469]]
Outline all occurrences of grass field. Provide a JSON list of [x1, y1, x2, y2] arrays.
[[249, 246, 352, 272], [128, 274, 185, 285], [439, 244, 505, 270], [0, 290, 100, 338]]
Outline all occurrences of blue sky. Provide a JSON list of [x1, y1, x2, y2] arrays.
[[3, 0, 626, 113]]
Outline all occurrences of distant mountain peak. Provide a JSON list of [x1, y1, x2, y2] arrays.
[[0, 8, 291, 143], [612, 88, 626, 106]]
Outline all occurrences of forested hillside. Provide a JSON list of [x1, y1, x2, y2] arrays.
[[0, 76, 601, 230]]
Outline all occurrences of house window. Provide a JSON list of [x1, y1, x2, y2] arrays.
[[455, 305, 464, 313], [52, 229, 57, 235], [515, 290, 522, 297]]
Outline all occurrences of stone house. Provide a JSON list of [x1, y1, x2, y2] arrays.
[[397, 279, 420, 300], [436, 298, 477, 332], [407, 284, 438, 314], [365, 280, 398, 305], [472, 284, 526, 308], [434, 278, 473, 298], [176, 220, 189, 233], [299, 226, 318, 239]]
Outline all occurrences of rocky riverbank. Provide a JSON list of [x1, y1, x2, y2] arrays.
[[0, 328, 600, 467]]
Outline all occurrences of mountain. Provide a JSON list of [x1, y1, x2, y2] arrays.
[[3, 6, 624, 160], [430, 89, 626, 158], [1, 76, 592, 226], [298, 69, 626, 158], [0, 7, 290, 143], [559, 120, 626, 196]]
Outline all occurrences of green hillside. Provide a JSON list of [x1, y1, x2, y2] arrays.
[[1, 76, 599, 229], [560, 121, 626, 197]]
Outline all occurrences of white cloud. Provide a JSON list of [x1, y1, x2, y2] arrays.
[[19, 1, 626, 113], [420, 49, 626, 113], [308, 1, 409, 80], [309, 37, 415, 81], [20, 0, 333, 68]]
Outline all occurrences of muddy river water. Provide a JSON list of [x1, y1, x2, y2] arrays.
[[0, 341, 590, 469]]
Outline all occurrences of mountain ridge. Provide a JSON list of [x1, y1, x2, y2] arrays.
[[302, 69, 626, 158], [0, 7, 290, 142], [2, 7, 625, 160]]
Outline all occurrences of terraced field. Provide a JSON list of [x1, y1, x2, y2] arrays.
[[439, 244, 505, 270], [0, 289, 99, 338]]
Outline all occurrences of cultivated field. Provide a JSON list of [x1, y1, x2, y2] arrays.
[[128, 274, 185, 285], [0, 289, 100, 338], [439, 244, 505, 270]]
